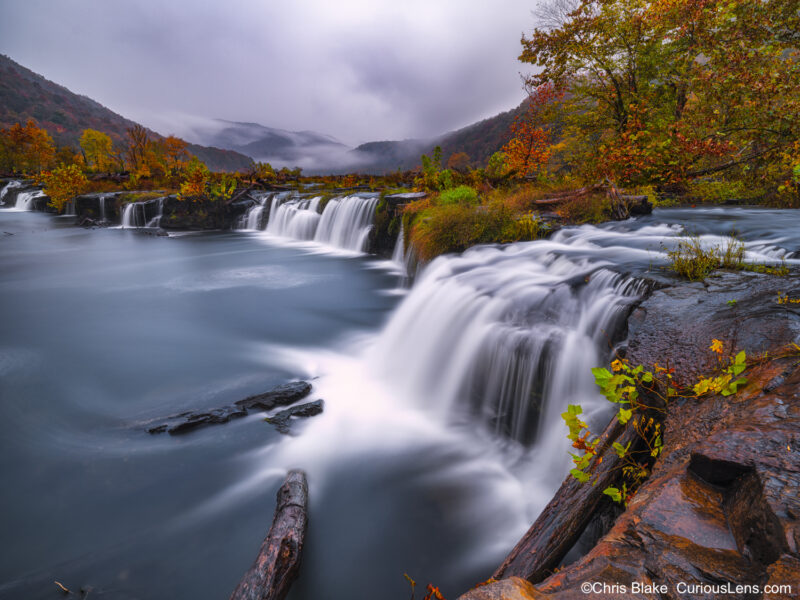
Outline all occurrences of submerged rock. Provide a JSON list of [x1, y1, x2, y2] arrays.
[[235, 381, 312, 412], [264, 400, 324, 434], [146, 381, 313, 435]]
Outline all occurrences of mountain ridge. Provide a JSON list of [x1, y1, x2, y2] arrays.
[[0, 54, 254, 172]]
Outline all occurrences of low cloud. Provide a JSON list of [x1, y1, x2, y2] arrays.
[[1, 0, 537, 145]]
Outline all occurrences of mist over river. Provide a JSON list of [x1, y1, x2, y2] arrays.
[[1, 204, 799, 599]]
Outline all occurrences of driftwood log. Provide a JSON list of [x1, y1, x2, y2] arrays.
[[532, 181, 649, 220], [230, 470, 308, 600], [493, 415, 636, 583]]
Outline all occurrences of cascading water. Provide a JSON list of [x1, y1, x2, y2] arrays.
[[13, 189, 45, 211], [0, 180, 22, 205], [121, 198, 164, 228], [391, 222, 405, 266], [146, 197, 164, 227], [263, 193, 379, 252], [265, 196, 323, 241], [237, 192, 274, 230], [314, 195, 378, 250], [99, 193, 111, 222], [370, 240, 645, 468], [121, 202, 144, 228]]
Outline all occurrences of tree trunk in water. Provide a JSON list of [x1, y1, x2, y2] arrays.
[[229, 469, 308, 600]]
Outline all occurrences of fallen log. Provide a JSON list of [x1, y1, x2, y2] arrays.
[[230, 470, 309, 600], [493, 416, 634, 583], [227, 183, 257, 206]]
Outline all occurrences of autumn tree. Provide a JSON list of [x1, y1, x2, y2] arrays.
[[163, 135, 190, 173], [80, 129, 118, 172], [501, 83, 562, 178], [125, 124, 150, 175], [178, 156, 210, 200], [519, 0, 800, 191], [446, 152, 471, 173], [40, 164, 89, 212], [0, 119, 56, 174]]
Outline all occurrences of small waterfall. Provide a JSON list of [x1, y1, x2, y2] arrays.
[[121, 202, 146, 228], [263, 193, 378, 252], [121, 199, 163, 228], [237, 192, 274, 230], [391, 222, 405, 266], [99, 194, 109, 221], [314, 195, 379, 251], [146, 197, 164, 227], [266, 196, 323, 241], [64, 200, 76, 216], [0, 180, 22, 205], [14, 189, 45, 211]]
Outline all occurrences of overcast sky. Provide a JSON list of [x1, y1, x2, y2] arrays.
[[1, 0, 539, 146]]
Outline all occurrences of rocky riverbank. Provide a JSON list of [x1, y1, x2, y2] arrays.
[[462, 271, 800, 599]]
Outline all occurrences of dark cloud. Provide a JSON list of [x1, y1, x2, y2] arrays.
[[0, 0, 537, 145]]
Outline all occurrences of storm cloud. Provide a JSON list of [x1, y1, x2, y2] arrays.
[[0, 0, 538, 145]]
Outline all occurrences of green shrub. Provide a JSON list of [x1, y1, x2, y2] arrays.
[[686, 178, 757, 203], [666, 236, 727, 280], [438, 185, 479, 206]]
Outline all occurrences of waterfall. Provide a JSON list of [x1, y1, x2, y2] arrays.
[[146, 197, 164, 227], [121, 198, 163, 228], [369, 233, 647, 482], [0, 180, 22, 205], [265, 196, 323, 241], [13, 189, 45, 211], [263, 193, 378, 252], [99, 194, 109, 222], [391, 222, 405, 266], [121, 203, 142, 228], [237, 192, 274, 230], [314, 195, 378, 250]]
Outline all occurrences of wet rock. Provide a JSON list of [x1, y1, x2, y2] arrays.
[[264, 400, 324, 434], [147, 381, 313, 435], [235, 381, 312, 411], [459, 577, 538, 600], [626, 271, 800, 386], [160, 406, 248, 435]]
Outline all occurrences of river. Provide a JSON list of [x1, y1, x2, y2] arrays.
[[1, 195, 799, 599]]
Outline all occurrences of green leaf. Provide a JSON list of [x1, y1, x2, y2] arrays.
[[641, 371, 653, 383], [603, 486, 622, 503], [592, 367, 612, 384], [618, 407, 633, 424], [570, 468, 590, 483]]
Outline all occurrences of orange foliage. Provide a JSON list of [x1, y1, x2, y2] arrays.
[[0, 119, 56, 173], [501, 84, 562, 178]]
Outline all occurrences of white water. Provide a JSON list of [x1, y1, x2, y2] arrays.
[[121, 198, 164, 228], [237, 192, 275, 230], [314, 195, 378, 251], [391, 222, 405, 266], [99, 193, 111, 221], [263, 193, 379, 252], [13, 189, 45, 211], [146, 197, 165, 227], [0, 180, 22, 205]]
